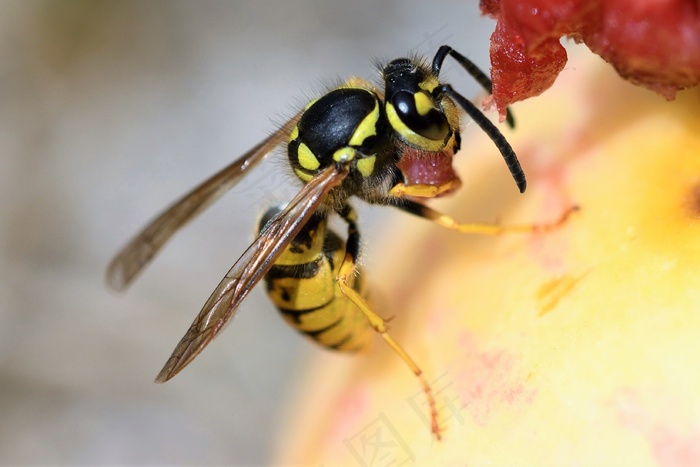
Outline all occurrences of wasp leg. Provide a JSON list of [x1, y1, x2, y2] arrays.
[[336, 205, 441, 440], [388, 179, 462, 199], [394, 199, 579, 235]]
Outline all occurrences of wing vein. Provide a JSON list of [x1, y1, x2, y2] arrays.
[[154, 164, 349, 383], [106, 112, 302, 290]]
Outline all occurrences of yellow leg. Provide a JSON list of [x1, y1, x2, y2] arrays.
[[388, 180, 462, 198], [336, 253, 442, 440], [396, 200, 579, 236]]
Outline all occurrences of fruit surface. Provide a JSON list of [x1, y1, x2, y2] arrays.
[[273, 50, 700, 466]]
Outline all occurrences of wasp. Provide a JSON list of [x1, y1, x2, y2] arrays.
[[107, 45, 561, 440]]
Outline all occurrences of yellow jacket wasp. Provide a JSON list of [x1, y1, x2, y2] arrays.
[[107, 45, 556, 440]]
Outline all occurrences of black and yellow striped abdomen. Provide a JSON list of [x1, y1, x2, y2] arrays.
[[260, 208, 371, 352]]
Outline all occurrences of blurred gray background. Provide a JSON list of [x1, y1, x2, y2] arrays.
[[0, 1, 494, 464]]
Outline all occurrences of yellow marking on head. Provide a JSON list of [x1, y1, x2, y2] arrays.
[[349, 101, 379, 147], [333, 147, 355, 163], [414, 92, 435, 116], [297, 143, 320, 170], [356, 155, 376, 178], [294, 168, 314, 182], [288, 125, 299, 142], [385, 102, 444, 152], [418, 77, 439, 93]]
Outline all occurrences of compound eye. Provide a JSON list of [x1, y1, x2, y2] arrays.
[[391, 91, 449, 141]]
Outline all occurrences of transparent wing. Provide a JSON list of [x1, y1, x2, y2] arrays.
[[106, 112, 302, 291], [155, 164, 349, 383]]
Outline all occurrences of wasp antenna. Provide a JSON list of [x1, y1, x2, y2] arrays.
[[431, 45, 451, 76], [435, 84, 526, 193], [432, 45, 515, 129]]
